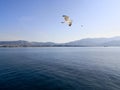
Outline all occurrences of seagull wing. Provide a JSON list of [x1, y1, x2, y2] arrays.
[[68, 21, 72, 26]]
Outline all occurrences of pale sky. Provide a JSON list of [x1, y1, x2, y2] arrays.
[[0, 0, 120, 43]]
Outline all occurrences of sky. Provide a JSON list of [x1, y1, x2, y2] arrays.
[[0, 0, 120, 43]]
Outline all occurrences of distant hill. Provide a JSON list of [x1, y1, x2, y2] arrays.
[[0, 40, 57, 47], [65, 36, 120, 47], [1, 36, 120, 47]]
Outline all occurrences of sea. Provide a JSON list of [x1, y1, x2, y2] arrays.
[[0, 47, 120, 90]]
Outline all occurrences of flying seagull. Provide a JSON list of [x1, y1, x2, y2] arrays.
[[62, 15, 72, 26]]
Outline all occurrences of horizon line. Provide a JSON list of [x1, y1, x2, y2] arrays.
[[0, 35, 120, 43]]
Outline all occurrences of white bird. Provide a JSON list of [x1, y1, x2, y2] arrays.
[[62, 15, 72, 26]]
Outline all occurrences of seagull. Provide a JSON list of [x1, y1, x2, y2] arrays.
[[62, 15, 72, 26]]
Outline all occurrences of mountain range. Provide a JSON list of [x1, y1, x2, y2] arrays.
[[1, 36, 120, 47]]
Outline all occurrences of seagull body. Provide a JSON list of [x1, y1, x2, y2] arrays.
[[62, 15, 72, 26]]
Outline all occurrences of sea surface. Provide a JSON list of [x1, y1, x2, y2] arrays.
[[0, 47, 120, 90]]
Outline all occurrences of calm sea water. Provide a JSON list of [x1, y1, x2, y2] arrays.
[[0, 47, 120, 90]]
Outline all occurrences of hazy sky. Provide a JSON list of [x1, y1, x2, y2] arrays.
[[0, 0, 120, 43]]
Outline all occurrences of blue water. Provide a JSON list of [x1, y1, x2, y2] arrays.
[[0, 47, 120, 90]]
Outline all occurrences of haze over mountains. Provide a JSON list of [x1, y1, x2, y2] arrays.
[[66, 36, 120, 47], [1, 36, 120, 47]]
